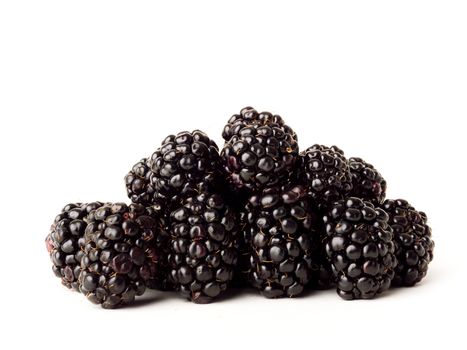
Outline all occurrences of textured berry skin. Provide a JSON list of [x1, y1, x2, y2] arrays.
[[79, 203, 164, 308], [299, 145, 352, 210], [348, 157, 386, 204], [125, 131, 224, 207], [124, 158, 155, 206], [324, 198, 397, 300], [125, 160, 175, 291], [222, 107, 301, 281], [125, 131, 230, 290], [168, 192, 239, 303], [45, 202, 103, 291], [149, 130, 224, 203], [221, 123, 298, 191], [244, 185, 321, 298], [380, 199, 434, 287], [222, 106, 296, 143]]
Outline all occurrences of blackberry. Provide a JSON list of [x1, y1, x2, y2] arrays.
[[348, 157, 386, 204], [221, 119, 299, 191], [79, 203, 164, 308], [148, 130, 224, 203], [222, 106, 296, 143], [124, 158, 155, 206], [299, 145, 352, 209], [45, 202, 103, 291], [380, 199, 434, 286], [245, 185, 321, 298], [323, 197, 397, 300], [168, 191, 239, 303]]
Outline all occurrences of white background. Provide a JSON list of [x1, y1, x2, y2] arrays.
[[1, 1, 466, 349]]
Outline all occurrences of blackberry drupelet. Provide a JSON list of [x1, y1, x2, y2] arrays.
[[46, 202, 103, 291], [348, 157, 386, 204], [148, 130, 224, 203], [380, 199, 434, 286], [245, 185, 321, 298], [221, 121, 299, 191], [324, 197, 397, 300], [168, 191, 239, 303], [222, 106, 296, 143], [79, 203, 164, 308], [124, 158, 155, 206], [299, 145, 352, 209]]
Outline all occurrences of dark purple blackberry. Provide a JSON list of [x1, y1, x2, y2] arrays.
[[348, 157, 386, 204], [221, 121, 299, 191], [148, 130, 224, 203], [323, 197, 397, 300], [45, 202, 103, 291], [124, 159, 174, 290], [299, 145, 352, 209], [222, 106, 295, 143], [168, 192, 239, 303], [124, 158, 155, 206], [245, 185, 321, 298], [380, 199, 434, 287], [79, 203, 164, 308]]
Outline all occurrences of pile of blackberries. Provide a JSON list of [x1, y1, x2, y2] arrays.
[[46, 107, 434, 308]]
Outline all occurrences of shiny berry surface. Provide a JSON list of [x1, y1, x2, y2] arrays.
[[324, 197, 397, 300], [79, 203, 164, 308], [46, 202, 103, 291], [168, 192, 239, 303], [299, 145, 352, 209], [348, 157, 387, 204], [221, 115, 298, 190], [244, 185, 322, 298], [380, 199, 434, 287]]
